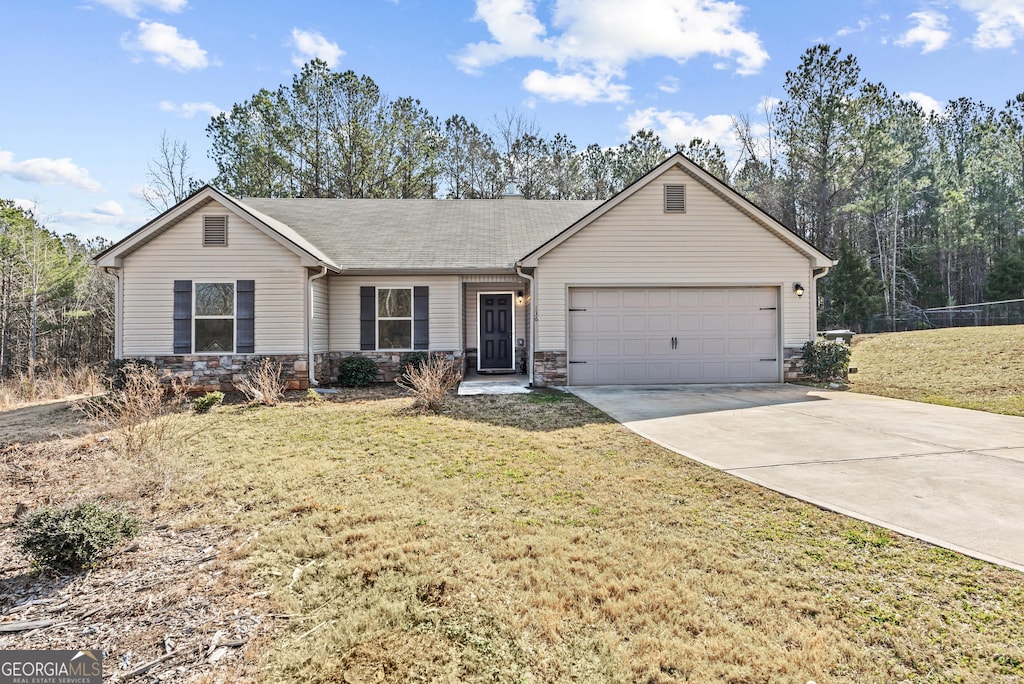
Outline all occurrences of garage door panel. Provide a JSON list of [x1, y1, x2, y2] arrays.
[[702, 314, 725, 331], [596, 314, 620, 332], [701, 290, 726, 307], [569, 338, 595, 356], [728, 314, 752, 331], [570, 290, 594, 308], [596, 290, 620, 307], [728, 338, 752, 354], [648, 338, 672, 355], [648, 314, 671, 331], [622, 314, 646, 332], [728, 289, 752, 306], [623, 339, 647, 356], [702, 338, 726, 355], [648, 290, 672, 307], [678, 338, 700, 355], [568, 287, 779, 385], [570, 315, 595, 333], [677, 362, 701, 381], [676, 314, 700, 332], [676, 290, 701, 307], [622, 290, 646, 308], [595, 339, 621, 356]]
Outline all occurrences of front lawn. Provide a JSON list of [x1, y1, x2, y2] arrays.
[[169, 389, 1024, 682], [850, 325, 1024, 416]]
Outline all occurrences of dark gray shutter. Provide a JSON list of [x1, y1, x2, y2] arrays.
[[360, 287, 375, 350], [173, 280, 192, 354], [413, 286, 429, 350], [236, 280, 255, 353]]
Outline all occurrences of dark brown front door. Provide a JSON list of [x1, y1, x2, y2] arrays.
[[479, 293, 513, 370]]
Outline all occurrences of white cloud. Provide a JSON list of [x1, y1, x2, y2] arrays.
[[837, 18, 871, 36], [902, 91, 945, 115], [522, 69, 630, 103], [13, 199, 39, 214], [53, 209, 141, 233], [895, 11, 952, 53], [657, 76, 679, 94], [93, 200, 125, 216], [123, 21, 208, 70], [755, 95, 781, 115], [625, 107, 736, 152], [0, 149, 102, 191], [93, 0, 187, 18], [956, 0, 1024, 48], [456, 0, 768, 103], [289, 28, 344, 68], [158, 100, 223, 118]]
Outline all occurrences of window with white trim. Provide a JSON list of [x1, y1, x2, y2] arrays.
[[377, 287, 413, 350], [194, 282, 235, 352]]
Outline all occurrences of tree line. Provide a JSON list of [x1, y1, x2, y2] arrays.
[[5, 43, 1023, 377], [202, 51, 1024, 329], [0, 201, 113, 378]]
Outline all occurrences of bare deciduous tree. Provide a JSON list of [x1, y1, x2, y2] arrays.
[[141, 132, 201, 214]]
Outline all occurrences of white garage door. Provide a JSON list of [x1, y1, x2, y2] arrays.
[[568, 287, 780, 385]]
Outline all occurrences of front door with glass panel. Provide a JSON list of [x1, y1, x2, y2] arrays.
[[479, 293, 513, 370]]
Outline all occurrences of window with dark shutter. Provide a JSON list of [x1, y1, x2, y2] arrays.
[[413, 286, 429, 350], [173, 280, 192, 354], [236, 280, 255, 353], [664, 184, 686, 213], [203, 215, 228, 246], [360, 287, 376, 350]]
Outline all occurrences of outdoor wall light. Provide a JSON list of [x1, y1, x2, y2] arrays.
[[517, 290, 524, 304], [793, 283, 805, 297]]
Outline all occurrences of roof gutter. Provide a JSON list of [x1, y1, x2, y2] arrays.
[[515, 265, 536, 387], [811, 266, 831, 339], [103, 267, 122, 359], [306, 265, 329, 386]]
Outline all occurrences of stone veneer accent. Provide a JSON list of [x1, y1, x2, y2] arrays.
[[147, 354, 309, 392], [782, 346, 807, 382], [327, 351, 463, 384], [533, 350, 567, 387]]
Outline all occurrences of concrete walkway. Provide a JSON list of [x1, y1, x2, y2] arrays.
[[567, 384, 1024, 572]]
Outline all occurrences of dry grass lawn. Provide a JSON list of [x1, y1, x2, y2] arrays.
[[163, 388, 1024, 683], [850, 325, 1024, 416]]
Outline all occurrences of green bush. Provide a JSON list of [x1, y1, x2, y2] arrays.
[[398, 352, 431, 381], [104, 358, 156, 392], [193, 390, 224, 413], [801, 339, 852, 382], [17, 501, 142, 570], [338, 356, 380, 387]]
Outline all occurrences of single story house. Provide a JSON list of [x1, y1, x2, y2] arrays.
[[92, 153, 833, 390]]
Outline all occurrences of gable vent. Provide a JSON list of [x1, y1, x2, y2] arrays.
[[664, 184, 686, 213], [203, 215, 228, 246]]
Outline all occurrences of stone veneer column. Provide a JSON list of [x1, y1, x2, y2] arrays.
[[532, 350, 567, 387]]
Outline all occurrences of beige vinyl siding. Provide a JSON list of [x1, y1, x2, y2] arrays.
[[122, 207, 307, 356], [312, 276, 329, 353], [328, 275, 460, 351], [462, 280, 528, 350], [536, 166, 813, 350]]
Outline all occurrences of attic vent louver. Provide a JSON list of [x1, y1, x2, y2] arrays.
[[664, 184, 686, 213], [203, 215, 228, 246]]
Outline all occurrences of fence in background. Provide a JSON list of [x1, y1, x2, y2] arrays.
[[861, 298, 1024, 333]]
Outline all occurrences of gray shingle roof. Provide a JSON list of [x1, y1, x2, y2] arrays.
[[236, 198, 603, 270]]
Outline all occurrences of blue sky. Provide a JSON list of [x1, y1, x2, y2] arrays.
[[2, 0, 1023, 243]]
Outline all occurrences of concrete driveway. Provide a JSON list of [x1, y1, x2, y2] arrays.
[[567, 384, 1024, 572]]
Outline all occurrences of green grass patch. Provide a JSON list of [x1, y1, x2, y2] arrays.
[[850, 326, 1024, 416], [164, 389, 1024, 683]]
